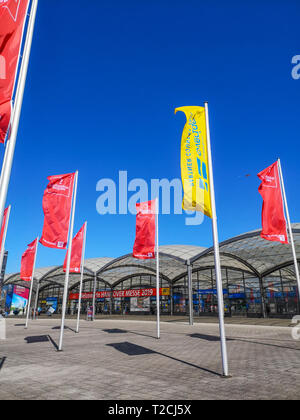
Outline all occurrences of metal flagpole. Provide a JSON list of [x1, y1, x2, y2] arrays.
[[156, 198, 160, 339], [76, 222, 87, 333], [58, 171, 78, 351], [0, 0, 38, 237], [204, 102, 229, 377], [277, 159, 300, 301], [0, 205, 11, 282], [25, 238, 39, 329], [187, 260, 193, 326]]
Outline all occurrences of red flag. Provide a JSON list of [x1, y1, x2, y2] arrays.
[[40, 173, 75, 250], [0, 0, 30, 143], [63, 223, 85, 273], [133, 200, 156, 260], [258, 161, 288, 244], [0, 206, 9, 252], [20, 238, 38, 282]]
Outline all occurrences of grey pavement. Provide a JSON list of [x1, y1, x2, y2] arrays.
[[0, 318, 300, 400]]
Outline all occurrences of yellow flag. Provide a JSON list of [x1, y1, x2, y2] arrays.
[[175, 106, 212, 218]]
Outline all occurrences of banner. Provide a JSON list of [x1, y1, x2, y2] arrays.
[[0, 206, 9, 253], [133, 200, 156, 260], [258, 161, 288, 244], [0, 0, 30, 143], [130, 296, 150, 312], [20, 238, 38, 281], [63, 223, 85, 273], [69, 288, 170, 301], [175, 106, 212, 217], [40, 173, 75, 249]]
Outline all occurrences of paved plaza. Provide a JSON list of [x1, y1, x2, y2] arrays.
[[0, 318, 300, 400]]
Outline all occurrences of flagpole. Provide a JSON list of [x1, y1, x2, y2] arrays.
[[0, 205, 11, 284], [0, 0, 38, 238], [76, 222, 87, 334], [58, 171, 78, 351], [277, 159, 300, 301], [204, 102, 229, 377], [25, 238, 38, 330], [156, 197, 160, 339]]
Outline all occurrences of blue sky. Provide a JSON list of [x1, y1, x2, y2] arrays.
[[3, 0, 300, 273]]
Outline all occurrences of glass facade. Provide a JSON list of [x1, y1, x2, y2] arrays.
[[3, 228, 300, 319]]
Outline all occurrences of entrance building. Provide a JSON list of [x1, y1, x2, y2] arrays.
[[3, 225, 300, 319]]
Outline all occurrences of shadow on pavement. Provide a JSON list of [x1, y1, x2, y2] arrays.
[[190, 333, 234, 342], [126, 330, 158, 339], [14, 324, 26, 327], [103, 329, 128, 334], [25, 335, 50, 344], [107, 342, 155, 356], [52, 325, 77, 333], [0, 357, 6, 371], [47, 335, 59, 351], [107, 342, 221, 377], [24, 335, 59, 351]]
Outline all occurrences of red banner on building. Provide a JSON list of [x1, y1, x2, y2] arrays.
[[40, 173, 75, 250], [20, 238, 38, 282], [0, 206, 9, 252], [0, 0, 30, 143], [133, 200, 156, 260], [258, 161, 288, 244], [63, 223, 85, 273], [14, 285, 29, 299], [69, 287, 170, 301]]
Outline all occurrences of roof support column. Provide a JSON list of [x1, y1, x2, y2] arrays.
[[92, 274, 97, 321], [170, 284, 173, 316], [259, 276, 267, 318], [33, 280, 40, 320], [226, 269, 231, 317], [187, 260, 193, 326], [110, 288, 113, 315], [242, 272, 248, 316]]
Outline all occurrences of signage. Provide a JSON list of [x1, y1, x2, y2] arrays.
[[69, 287, 170, 301], [198, 289, 228, 295]]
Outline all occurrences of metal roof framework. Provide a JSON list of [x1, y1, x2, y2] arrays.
[[3, 225, 300, 294]]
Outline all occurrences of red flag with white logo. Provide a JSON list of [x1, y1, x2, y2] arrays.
[[258, 161, 288, 244], [20, 238, 38, 281], [0, 206, 9, 252], [133, 200, 156, 260], [0, 0, 30, 143], [63, 223, 85, 273], [40, 173, 75, 250]]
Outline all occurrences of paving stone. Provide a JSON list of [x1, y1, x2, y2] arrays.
[[0, 318, 299, 400]]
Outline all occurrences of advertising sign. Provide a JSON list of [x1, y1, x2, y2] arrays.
[[130, 296, 150, 312], [10, 286, 29, 315], [198, 289, 228, 295], [69, 287, 170, 301], [46, 297, 57, 313]]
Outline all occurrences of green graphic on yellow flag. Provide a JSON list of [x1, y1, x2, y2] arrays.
[[175, 106, 212, 218]]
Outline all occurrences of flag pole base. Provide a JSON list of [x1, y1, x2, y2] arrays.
[[221, 374, 232, 379]]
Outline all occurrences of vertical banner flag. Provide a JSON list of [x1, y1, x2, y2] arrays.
[[63, 223, 85, 273], [0, 0, 30, 143], [175, 106, 212, 217], [40, 173, 75, 249], [258, 161, 288, 244], [20, 238, 38, 282], [0, 206, 9, 252], [133, 200, 156, 260]]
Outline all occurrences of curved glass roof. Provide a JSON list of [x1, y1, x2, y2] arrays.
[[3, 225, 300, 291], [190, 224, 300, 278]]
